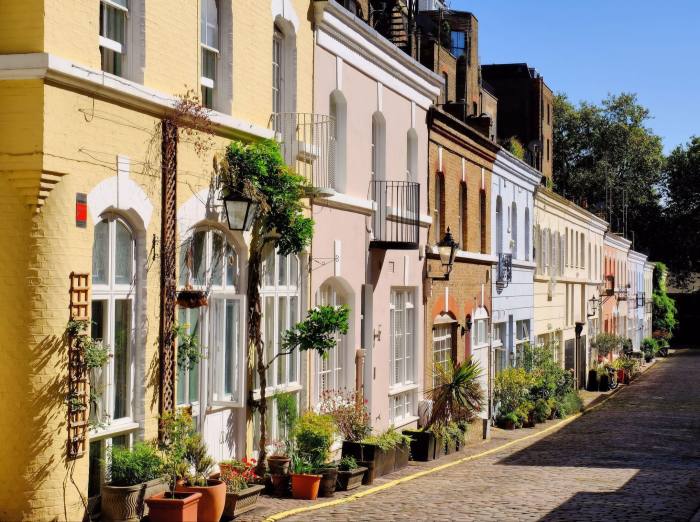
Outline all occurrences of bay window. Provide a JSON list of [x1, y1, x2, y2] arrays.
[[99, 0, 128, 76]]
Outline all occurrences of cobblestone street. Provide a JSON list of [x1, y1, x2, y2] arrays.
[[257, 350, 700, 521]]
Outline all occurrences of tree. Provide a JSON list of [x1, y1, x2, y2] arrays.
[[662, 137, 700, 285], [553, 93, 665, 255], [218, 140, 348, 472], [652, 262, 677, 340]]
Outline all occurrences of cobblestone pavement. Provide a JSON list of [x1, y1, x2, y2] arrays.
[[248, 350, 700, 521]]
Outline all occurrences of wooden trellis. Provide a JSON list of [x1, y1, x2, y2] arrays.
[[67, 272, 90, 459]]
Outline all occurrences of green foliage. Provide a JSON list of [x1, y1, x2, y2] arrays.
[[426, 358, 484, 428], [173, 322, 203, 371], [362, 427, 411, 451], [184, 433, 215, 486], [293, 412, 336, 468], [290, 453, 315, 475], [591, 333, 624, 358], [532, 398, 552, 423], [220, 140, 313, 256], [641, 337, 659, 358], [552, 92, 664, 254], [108, 442, 163, 487], [159, 410, 197, 493], [662, 137, 700, 284], [281, 305, 350, 360], [504, 136, 525, 160], [275, 391, 298, 437], [558, 391, 583, 416], [66, 319, 91, 337], [652, 262, 677, 338], [319, 389, 371, 442], [494, 367, 532, 419], [338, 456, 358, 471]]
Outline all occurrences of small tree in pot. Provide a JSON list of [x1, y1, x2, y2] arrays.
[[291, 412, 336, 499]]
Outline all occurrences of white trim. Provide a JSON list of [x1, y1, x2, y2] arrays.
[[200, 76, 214, 89], [388, 383, 419, 397], [0, 53, 273, 140], [90, 420, 140, 440], [270, 0, 300, 33], [102, 0, 129, 12], [99, 35, 123, 54], [313, 192, 375, 215]]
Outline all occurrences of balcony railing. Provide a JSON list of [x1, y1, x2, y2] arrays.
[[370, 180, 420, 250], [604, 275, 615, 296], [270, 112, 335, 196], [636, 292, 645, 308], [496, 253, 513, 292]]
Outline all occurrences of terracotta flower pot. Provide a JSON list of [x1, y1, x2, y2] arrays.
[[144, 491, 201, 522], [101, 476, 168, 522], [176, 479, 226, 522], [290, 473, 322, 500]]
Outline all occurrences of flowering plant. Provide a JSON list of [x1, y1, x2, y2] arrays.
[[219, 458, 259, 493], [318, 389, 370, 442]]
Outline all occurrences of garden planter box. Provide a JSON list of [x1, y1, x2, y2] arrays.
[[432, 435, 445, 460], [318, 467, 338, 497], [144, 491, 201, 522], [341, 441, 394, 478], [402, 430, 436, 461], [598, 374, 610, 391], [358, 460, 375, 485], [394, 441, 410, 470], [222, 484, 265, 518], [586, 370, 599, 392], [378, 446, 396, 476], [336, 467, 367, 491], [101, 476, 168, 522], [176, 478, 226, 522]]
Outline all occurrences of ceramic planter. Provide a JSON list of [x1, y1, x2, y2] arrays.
[[336, 466, 367, 491], [290, 473, 322, 500], [222, 484, 265, 518], [402, 430, 436, 461], [176, 479, 226, 522], [267, 455, 291, 476], [394, 441, 410, 470], [101, 476, 168, 522], [317, 467, 339, 497], [144, 491, 201, 522]]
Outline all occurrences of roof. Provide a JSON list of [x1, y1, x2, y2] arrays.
[[481, 63, 542, 80]]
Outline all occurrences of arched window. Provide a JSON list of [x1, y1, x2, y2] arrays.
[[91, 216, 135, 426], [524, 208, 530, 261], [371, 112, 386, 180], [406, 128, 418, 183], [458, 182, 467, 249], [200, 0, 219, 108], [435, 173, 445, 242], [330, 91, 347, 192], [495, 196, 503, 255], [511, 202, 518, 258], [316, 283, 348, 396], [177, 228, 244, 408]]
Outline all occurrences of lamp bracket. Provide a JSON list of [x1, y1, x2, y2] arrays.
[[310, 255, 340, 271]]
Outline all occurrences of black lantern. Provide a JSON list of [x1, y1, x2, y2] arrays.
[[437, 227, 458, 276], [587, 295, 600, 318], [222, 192, 258, 232]]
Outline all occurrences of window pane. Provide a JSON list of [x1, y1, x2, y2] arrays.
[[100, 3, 126, 44], [113, 299, 131, 419], [290, 255, 299, 287], [91, 300, 108, 424], [188, 314, 200, 403], [277, 297, 287, 385], [264, 297, 274, 387], [289, 296, 298, 383], [277, 254, 287, 286], [115, 221, 133, 285], [211, 232, 223, 287], [264, 249, 275, 287], [224, 299, 239, 396], [225, 244, 237, 288], [191, 231, 206, 286], [92, 220, 109, 285]]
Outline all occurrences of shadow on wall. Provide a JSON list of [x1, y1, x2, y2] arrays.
[[494, 350, 700, 520]]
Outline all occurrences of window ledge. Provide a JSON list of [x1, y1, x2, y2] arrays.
[[252, 383, 303, 400], [90, 419, 139, 440], [472, 343, 489, 351], [388, 383, 419, 397], [391, 415, 419, 430]]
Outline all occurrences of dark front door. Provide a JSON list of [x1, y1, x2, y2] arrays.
[[564, 339, 575, 372], [577, 335, 587, 389]]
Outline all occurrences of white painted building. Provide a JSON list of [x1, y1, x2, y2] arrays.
[[628, 250, 649, 350]]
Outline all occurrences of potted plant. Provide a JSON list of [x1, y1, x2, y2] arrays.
[[402, 428, 437, 461], [532, 398, 551, 424], [316, 463, 339, 497], [219, 458, 265, 518], [335, 456, 367, 492], [101, 442, 167, 522], [289, 454, 322, 500], [497, 411, 519, 430], [175, 433, 226, 522], [146, 412, 202, 522]]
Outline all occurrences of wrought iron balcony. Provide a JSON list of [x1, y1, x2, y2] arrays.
[[604, 275, 615, 296], [616, 285, 628, 301], [636, 292, 645, 308], [496, 253, 513, 292], [370, 180, 420, 250], [270, 112, 335, 197]]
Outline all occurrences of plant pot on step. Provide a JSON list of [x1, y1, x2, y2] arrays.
[[317, 467, 339, 497], [144, 491, 201, 522], [402, 430, 436, 462], [586, 370, 599, 392], [176, 479, 226, 522], [598, 374, 610, 392], [378, 446, 396, 476], [267, 455, 291, 476], [290, 473, 322, 500], [432, 435, 445, 460], [222, 484, 265, 519], [101, 476, 168, 522], [336, 466, 367, 491]]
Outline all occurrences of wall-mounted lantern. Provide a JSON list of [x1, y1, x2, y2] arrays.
[[222, 192, 259, 232], [429, 227, 458, 280]]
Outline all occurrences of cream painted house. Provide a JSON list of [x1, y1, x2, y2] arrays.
[[533, 188, 607, 387]]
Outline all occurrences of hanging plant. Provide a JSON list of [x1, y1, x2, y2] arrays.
[[173, 322, 204, 371], [76, 335, 111, 370], [176, 289, 208, 309]]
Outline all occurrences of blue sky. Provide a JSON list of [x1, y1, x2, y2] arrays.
[[454, 0, 700, 153]]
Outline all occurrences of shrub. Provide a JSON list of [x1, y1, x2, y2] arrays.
[[559, 391, 583, 416], [318, 389, 371, 442], [362, 427, 411, 451], [293, 411, 336, 467], [591, 333, 624, 358], [533, 398, 552, 423], [494, 367, 532, 416], [426, 358, 483, 428], [642, 337, 659, 358], [108, 442, 163, 487], [338, 455, 358, 471]]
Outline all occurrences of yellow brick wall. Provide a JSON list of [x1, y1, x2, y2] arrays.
[[0, 0, 44, 53]]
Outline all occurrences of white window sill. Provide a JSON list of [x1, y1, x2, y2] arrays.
[[472, 343, 489, 351], [252, 383, 303, 400], [390, 415, 419, 430], [388, 383, 418, 397], [90, 419, 139, 440]]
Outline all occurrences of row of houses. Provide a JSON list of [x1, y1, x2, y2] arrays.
[[0, 0, 653, 520]]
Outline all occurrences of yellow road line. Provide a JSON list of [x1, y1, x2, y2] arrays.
[[264, 371, 644, 522]]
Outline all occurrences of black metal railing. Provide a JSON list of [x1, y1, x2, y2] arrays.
[[604, 275, 615, 296], [637, 292, 645, 308], [617, 285, 628, 301], [370, 180, 420, 250], [496, 253, 513, 290]]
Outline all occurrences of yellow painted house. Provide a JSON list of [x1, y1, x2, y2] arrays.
[[0, 0, 315, 520]]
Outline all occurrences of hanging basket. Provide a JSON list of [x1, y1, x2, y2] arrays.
[[176, 289, 208, 309]]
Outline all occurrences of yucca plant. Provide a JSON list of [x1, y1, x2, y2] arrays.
[[426, 358, 484, 428]]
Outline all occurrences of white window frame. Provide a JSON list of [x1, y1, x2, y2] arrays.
[[389, 288, 417, 426], [99, 0, 128, 76], [315, 283, 347, 399], [200, 0, 219, 108], [91, 215, 137, 437], [432, 324, 452, 388], [514, 319, 530, 364]]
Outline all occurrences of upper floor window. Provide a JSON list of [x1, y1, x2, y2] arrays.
[[450, 31, 466, 57], [524, 208, 530, 261], [479, 189, 487, 254], [407, 129, 418, 183], [458, 183, 467, 249], [495, 196, 503, 255], [99, 0, 128, 76], [442, 72, 449, 104], [200, 0, 219, 109], [272, 28, 284, 117], [511, 202, 518, 257], [435, 173, 445, 242]]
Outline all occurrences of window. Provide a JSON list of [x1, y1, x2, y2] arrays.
[[330, 91, 348, 191], [100, 0, 128, 76], [316, 283, 347, 396], [515, 320, 530, 364], [442, 72, 449, 104], [511, 202, 518, 257], [371, 112, 386, 180], [524, 208, 530, 261], [493, 322, 507, 374], [564, 227, 569, 267], [200, 0, 219, 109], [435, 174, 445, 242], [580, 235, 585, 269], [475, 318, 488, 346], [260, 249, 301, 392], [272, 28, 284, 120], [91, 217, 135, 426], [432, 324, 453, 388], [495, 196, 503, 254], [458, 183, 467, 249], [450, 31, 466, 57], [480, 189, 487, 253], [406, 129, 418, 183], [178, 229, 245, 408], [390, 289, 416, 425]]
